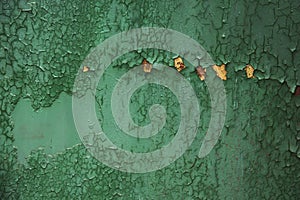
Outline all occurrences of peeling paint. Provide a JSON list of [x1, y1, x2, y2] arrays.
[[0, 0, 299, 199]]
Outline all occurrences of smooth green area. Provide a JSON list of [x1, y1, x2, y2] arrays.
[[12, 93, 81, 164]]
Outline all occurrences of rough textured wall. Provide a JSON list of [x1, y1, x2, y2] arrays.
[[0, 0, 299, 199]]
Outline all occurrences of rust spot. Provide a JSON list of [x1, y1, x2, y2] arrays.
[[244, 64, 255, 78], [294, 86, 300, 96], [195, 66, 206, 81], [212, 64, 227, 80], [83, 66, 90, 72], [142, 59, 152, 73], [174, 56, 186, 72]]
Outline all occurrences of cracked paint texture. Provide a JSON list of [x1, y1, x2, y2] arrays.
[[0, 0, 299, 199]]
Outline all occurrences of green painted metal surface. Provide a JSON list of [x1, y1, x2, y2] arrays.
[[1, 0, 299, 199]]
